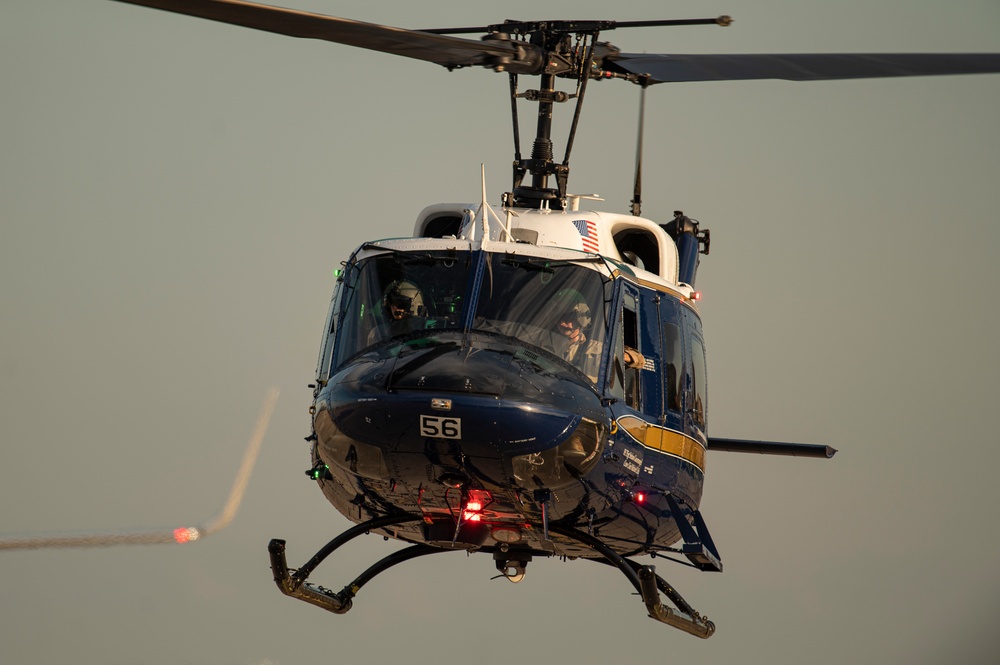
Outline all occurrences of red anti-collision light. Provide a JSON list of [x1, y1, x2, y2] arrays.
[[462, 491, 491, 522]]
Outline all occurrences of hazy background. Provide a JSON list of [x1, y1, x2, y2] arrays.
[[2, 1, 998, 663]]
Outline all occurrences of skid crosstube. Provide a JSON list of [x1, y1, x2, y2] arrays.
[[268, 513, 714, 638]]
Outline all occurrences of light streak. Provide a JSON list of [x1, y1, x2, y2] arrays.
[[0, 388, 279, 551]]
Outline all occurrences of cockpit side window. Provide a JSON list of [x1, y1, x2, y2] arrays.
[[664, 322, 682, 412], [473, 255, 610, 383], [315, 278, 344, 382], [621, 295, 642, 410], [608, 285, 645, 409], [690, 336, 707, 427]]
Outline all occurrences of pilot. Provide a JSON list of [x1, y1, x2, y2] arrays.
[[369, 279, 427, 343], [552, 292, 601, 381]]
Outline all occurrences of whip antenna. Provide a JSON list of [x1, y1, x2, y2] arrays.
[[630, 82, 648, 217]]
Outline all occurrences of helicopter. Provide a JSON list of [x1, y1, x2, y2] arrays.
[[107, 1, 1000, 639]]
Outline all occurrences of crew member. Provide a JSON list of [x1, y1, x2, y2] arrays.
[[369, 279, 426, 343]]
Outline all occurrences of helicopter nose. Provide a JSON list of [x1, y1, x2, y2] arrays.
[[315, 333, 607, 490]]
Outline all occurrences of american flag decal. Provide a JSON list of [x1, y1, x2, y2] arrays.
[[573, 219, 599, 253]]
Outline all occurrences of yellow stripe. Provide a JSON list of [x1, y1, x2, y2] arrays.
[[617, 415, 706, 472]]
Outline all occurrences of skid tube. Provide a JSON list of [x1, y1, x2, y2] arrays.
[[269, 513, 713, 636], [548, 523, 716, 638], [268, 513, 444, 614]]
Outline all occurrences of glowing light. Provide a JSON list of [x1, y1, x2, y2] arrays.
[[691, 292, 702, 301], [462, 491, 491, 522], [463, 500, 483, 521], [173, 527, 200, 544], [634, 492, 646, 504]]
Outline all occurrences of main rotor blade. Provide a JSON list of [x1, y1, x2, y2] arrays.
[[421, 17, 731, 35], [112, 0, 544, 72], [606, 52, 1000, 83]]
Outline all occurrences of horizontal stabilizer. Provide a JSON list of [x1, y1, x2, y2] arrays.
[[707, 438, 836, 458]]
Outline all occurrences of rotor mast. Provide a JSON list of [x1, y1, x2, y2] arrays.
[[508, 69, 568, 209], [498, 19, 729, 211], [503, 23, 586, 211], [529, 71, 557, 193]]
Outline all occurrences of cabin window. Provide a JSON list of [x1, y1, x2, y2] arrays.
[[664, 323, 682, 412], [334, 251, 472, 367], [690, 337, 707, 426], [473, 255, 610, 383]]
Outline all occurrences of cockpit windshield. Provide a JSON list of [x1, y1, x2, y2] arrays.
[[334, 249, 610, 383], [334, 250, 472, 367], [474, 255, 610, 382]]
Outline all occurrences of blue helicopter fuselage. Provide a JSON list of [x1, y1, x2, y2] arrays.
[[309, 227, 710, 559]]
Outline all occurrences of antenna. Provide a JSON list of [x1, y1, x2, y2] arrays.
[[630, 82, 648, 217]]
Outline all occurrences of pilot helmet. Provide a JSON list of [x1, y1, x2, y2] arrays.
[[383, 280, 425, 318], [553, 289, 591, 330]]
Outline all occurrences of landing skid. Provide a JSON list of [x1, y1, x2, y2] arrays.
[[268, 514, 714, 638], [548, 523, 716, 638], [268, 513, 428, 613]]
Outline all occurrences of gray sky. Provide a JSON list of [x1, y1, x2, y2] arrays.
[[2, 1, 999, 663]]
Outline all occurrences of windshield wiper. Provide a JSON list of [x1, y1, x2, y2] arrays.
[[360, 245, 467, 266], [501, 256, 604, 273]]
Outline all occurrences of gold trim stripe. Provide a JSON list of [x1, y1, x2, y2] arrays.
[[617, 415, 706, 472]]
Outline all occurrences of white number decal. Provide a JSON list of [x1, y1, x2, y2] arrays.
[[420, 415, 462, 439]]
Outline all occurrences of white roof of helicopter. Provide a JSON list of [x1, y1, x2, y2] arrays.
[[398, 200, 693, 299]]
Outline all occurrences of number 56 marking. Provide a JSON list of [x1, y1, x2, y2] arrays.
[[420, 415, 462, 439]]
